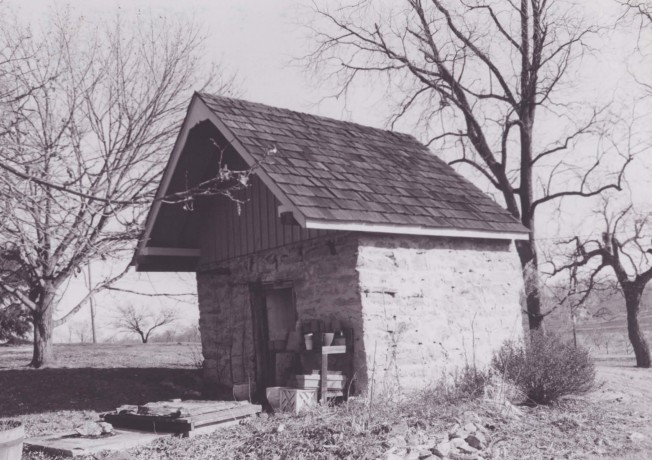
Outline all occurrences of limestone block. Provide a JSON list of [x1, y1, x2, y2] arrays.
[[357, 234, 524, 390]]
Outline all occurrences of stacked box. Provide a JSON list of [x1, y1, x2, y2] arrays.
[[290, 374, 347, 390], [279, 388, 318, 414]]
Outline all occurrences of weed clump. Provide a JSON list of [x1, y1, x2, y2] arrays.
[[492, 332, 596, 405], [449, 365, 492, 401]]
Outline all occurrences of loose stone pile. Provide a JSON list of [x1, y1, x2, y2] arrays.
[[381, 412, 492, 460]]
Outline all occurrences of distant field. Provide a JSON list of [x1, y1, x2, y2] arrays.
[[0, 342, 201, 370]]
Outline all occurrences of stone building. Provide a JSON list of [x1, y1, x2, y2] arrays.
[[134, 93, 528, 397]]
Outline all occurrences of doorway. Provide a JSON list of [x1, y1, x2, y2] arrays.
[[250, 282, 297, 399]]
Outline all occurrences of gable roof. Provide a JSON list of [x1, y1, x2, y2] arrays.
[[195, 93, 527, 237], [136, 93, 528, 269]]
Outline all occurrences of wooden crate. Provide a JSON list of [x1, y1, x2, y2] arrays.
[[279, 388, 317, 414], [291, 374, 347, 391]]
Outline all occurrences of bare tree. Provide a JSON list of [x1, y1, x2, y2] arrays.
[[69, 319, 92, 344], [552, 197, 652, 367], [0, 10, 238, 367], [619, 0, 652, 27], [112, 304, 178, 344], [307, 0, 632, 330]]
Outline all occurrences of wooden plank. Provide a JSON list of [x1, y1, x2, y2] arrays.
[[214, 196, 224, 262], [232, 190, 243, 258], [321, 345, 346, 355], [241, 188, 250, 255], [137, 400, 249, 418], [320, 352, 328, 405], [182, 418, 242, 438], [256, 178, 267, 251], [268, 189, 279, 248], [210, 197, 220, 262], [102, 414, 190, 434], [190, 404, 262, 428], [251, 178, 260, 252], [208, 202, 217, 262], [245, 186, 254, 254], [225, 195, 234, 260], [178, 401, 255, 417]]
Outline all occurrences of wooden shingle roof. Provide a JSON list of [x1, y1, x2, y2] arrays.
[[198, 93, 528, 238]]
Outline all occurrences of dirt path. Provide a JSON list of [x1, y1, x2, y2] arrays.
[[595, 364, 652, 411], [592, 363, 652, 459]]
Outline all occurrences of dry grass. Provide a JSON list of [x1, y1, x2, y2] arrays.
[[122, 387, 652, 459], [3, 344, 651, 459], [0, 342, 199, 370]]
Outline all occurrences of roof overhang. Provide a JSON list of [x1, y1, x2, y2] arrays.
[[304, 219, 529, 241]]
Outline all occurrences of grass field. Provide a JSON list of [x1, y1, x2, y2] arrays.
[[0, 342, 201, 370], [0, 343, 204, 437], [2, 343, 652, 459]]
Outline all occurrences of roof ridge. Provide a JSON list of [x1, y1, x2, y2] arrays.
[[196, 91, 419, 143]]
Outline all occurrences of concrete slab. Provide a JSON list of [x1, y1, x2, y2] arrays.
[[25, 428, 168, 457]]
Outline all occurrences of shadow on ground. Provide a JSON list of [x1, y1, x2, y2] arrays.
[[0, 367, 207, 417]]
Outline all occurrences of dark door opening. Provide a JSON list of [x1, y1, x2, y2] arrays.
[[250, 282, 297, 399]]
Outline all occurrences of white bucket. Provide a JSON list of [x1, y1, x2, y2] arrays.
[[265, 386, 283, 409], [233, 382, 255, 401]]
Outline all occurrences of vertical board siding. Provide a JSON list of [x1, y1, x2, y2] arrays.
[[202, 175, 328, 265]]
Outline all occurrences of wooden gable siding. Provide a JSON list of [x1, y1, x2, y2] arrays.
[[199, 174, 329, 266]]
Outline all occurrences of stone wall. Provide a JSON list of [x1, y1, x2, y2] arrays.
[[196, 232, 364, 393], [196, 231, 525, 397], [356, 235, 524, 392]]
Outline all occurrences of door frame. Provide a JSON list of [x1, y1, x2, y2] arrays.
[[249, 280, 296, 401]]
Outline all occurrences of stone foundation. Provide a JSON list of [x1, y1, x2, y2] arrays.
[[196, 232, 524, 395]]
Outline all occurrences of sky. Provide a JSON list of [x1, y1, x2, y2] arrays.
[[3, 0, 650, 342]]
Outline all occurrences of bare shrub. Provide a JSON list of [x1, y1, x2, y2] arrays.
[[408, 365, 492, 408], [186, 342, 204, 370], [492, 333, 596, 405], [448, 365, 492, 401]]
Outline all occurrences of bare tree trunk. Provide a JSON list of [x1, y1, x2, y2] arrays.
[[517, 237, 543, 330], [31, 293, 56, 367], [28, 281, 62, 367], [625, 290, 651, 368], [32, 318, 54, 367]]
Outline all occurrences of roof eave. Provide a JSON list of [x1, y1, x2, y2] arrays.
[[304, 219, 530, 241]]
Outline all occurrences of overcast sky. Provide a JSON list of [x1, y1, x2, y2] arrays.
[[5, 0, 650, 342]]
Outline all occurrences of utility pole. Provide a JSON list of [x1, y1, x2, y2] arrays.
[[88, 264, 97, 344]]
